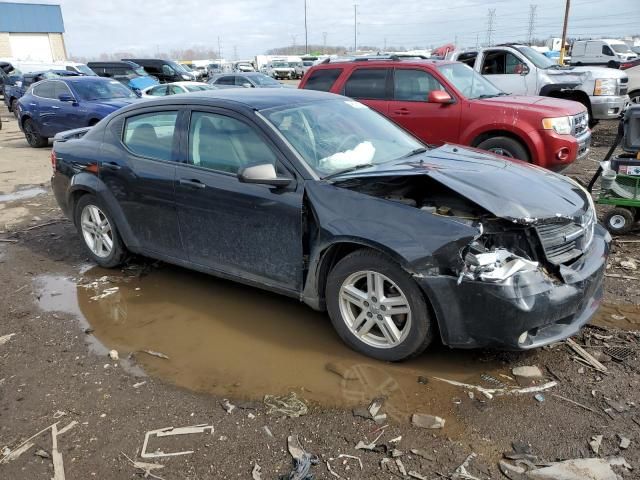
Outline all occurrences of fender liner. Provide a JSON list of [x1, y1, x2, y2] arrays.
[[539, 82, 580, 96]]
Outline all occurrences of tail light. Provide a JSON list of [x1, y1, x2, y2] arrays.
[[50, 150, 57, 171]]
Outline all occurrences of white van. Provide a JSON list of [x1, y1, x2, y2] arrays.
[[11, 61, 95, 75], [571, 39, 637, 67]]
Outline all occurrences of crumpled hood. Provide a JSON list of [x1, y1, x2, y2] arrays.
[[332, 144, 589, 223]]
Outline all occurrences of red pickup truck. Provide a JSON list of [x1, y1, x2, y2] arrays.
[[299, 58, 591, 170]]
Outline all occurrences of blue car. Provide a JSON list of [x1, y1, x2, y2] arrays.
[[17, 76, 139, 148], [4, 70, 79, 116]]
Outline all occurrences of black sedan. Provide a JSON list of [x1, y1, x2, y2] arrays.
[[51, 89, 609, 361]]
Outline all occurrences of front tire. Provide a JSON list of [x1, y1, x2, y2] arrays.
[[74, 194, 127, 268], [477, 136, 529, 161], [603, 208, 635, 235], [326, 249, 434, 361], [23, 118, 48, 148], [630, 90, 640, 105]]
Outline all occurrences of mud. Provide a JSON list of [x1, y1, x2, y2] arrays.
[[35, 264, 504, 425], [593, 302, 640, 330]]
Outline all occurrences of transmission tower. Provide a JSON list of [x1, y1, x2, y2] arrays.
[[528, 4, 538, 45], [486, 9, 496, 47]]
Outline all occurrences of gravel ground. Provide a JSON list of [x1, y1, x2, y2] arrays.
[[1, 105, 639, 480]]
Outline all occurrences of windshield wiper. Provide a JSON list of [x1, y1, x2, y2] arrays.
[[324, 163, 375, 179], [398, 147, 427, 159]]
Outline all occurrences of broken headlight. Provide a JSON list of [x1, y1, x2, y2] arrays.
[[459, 243, 539, 283]]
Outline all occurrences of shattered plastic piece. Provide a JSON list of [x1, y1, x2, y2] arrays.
[[0, 333, 16, 346], [368, 397, 386, 423], [141, 424, 214, 458], [132, 381, 147, 388], [453, 452, 480, 480], [337, 454, 363, 470], [526, 457, 632, 480], [252, 463, 262, 480], [141, 350, 170, 360], [34, 449, 50, 459], [380, 457, 392, 472], [411, 413, 445, 429], [513, 366, 543, 379], [121, 452, 165, 479], [390, 448, 404, 458], [433, 377, 557, 398], [264, 392, 308, 417], [410, 448, 435, 461], [618, 435, 630, 450], [389, 435, 402, 444], [262, 426, 274, 438], [221, 399, 236, 414], [108, 350, 119, 361], [395, 458, 407, 476], [285, 435, 319, 480], [460, 248, 538, 283], [534, 394, 545, 403], [589, 435, 603, 455]]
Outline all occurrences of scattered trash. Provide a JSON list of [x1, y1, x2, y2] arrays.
[[264, 392, 308, 418], [252, 463, 262, 480], [512, 366, 543, 379], [452, 452, 480, 480], [337, 454, 363, 470], [262, 426, 274, 438], [499, 459, 526, 476], [248, 412, 256, 419], [53, 410, 67, 419], [534, 394, 545, 403], [589, 435, 603, 455], [326, 459, 341, 478], [51, 423, 66, 480], [619, 259, 637, 270], [390, 448, 404, 458], [1, 441, 35, 463], [132, 381, 147, 389], [604, 346, 634, 363], [0, 333, 16, 346], [550, 393, 599, 414], [481, 373, 507, 388], [141, 424, 214, 458], [140, 350, 170, 360], [395, 458, 407, 476], [433, 376, 558, 399], [526, 457, 631, 480], [380, 457, 392, 472], [89, 286, 119, 301], [411, 413, 445, 429], [221, 399, 236, 414], [367, 397, 387, 423], [285, 435, 318, 480], [566, 338, 608, 373], [121, 452, 165, 480], [409, 471, 428, 480], [108, 350, 119, 361], [618, 434, 631, 450], [389, 435, 402, 444], [604, 398, 629, 413], [410, 448, 435, 461], [34, 449, 50, 459]]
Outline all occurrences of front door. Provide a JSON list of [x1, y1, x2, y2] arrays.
[[387, 67, 461, 145], [174, 109, 304, 292], [480, 49, 533, 95]]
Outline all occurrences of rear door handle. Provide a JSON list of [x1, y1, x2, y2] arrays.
[[51, 106, 60, 110], [393, 108, 409, 115], [179, 178, 206, 189], [102, 162, 121, 171]]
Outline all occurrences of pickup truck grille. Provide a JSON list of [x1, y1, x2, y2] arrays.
[[535, 209, 595, 265], [571, 112, 589, 137], [620, 77, 628, 96]]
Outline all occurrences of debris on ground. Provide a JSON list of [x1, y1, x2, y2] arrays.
[[526, 457, 632, 480], [121, 452, 165, 480], [0, 333, 16, 346], [550, 393, 599, 414], [589, 435, 603, 455], [132, 381, 147, 388], [512, 365, 543, 379], [108, 349, 119, 361], [0, 420, 74, 465], [534, 394, 545, 403], [34, 449, 50, 459], [140, 350, 170, 360], [410, 448, 435, 461], [433, 377, 557, 399], [284, 435, 318, 480], [618, 434, 631, 449], [262, 426, 274, 438], [252, 463, 262, 480], [221, 399, 236, 414], [354, 429, 386, 452], [89, 286, 119, 301], [264, 392, 308, 418], [566, 338, 608, 373], [367, 397, 387, 423], [408, 471, 428, 480], [141, 424, 214, 458], [452, 452, 480, 480], [395, 458, 407, 476], [411, 413, 445, 429]]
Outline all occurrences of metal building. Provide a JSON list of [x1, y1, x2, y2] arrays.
[[0, 2, 67, 62]]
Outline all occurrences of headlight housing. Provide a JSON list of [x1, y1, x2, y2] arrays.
[[542, 116, 572, 135], [593, 78, 617, 96]]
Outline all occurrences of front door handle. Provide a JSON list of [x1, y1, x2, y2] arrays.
[[179, 178, 206, 189], [102, 162, 121, 171], [393, 108, 409, 115], [51, 106, 60, 110]]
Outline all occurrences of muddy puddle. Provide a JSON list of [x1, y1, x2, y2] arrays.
[[35, 264, 519, 423], [592, 303, 640, 330], [0, 186, 46, 202]]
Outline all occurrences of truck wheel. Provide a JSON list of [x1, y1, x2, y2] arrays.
[[326, 249, 434, 361], [603, 208, 635, 235], [477, 136, 529, 161], [606, 60, 619, 69]]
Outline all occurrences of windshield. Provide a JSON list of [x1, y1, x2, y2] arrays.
[[514, 45, 556, 68], [75, 64, 97, 76], [180, 64, 193, 71], [262, 99, 424, 178], [438, 63, 503, 99], [611, 43, 632, 53], [303, 61, 314, 66], [289, 62, 302, 67], [73, 80, 137, 100], [185, 84, 212, 92], [273, 62, 288, 68], [252, 74, 281, 86]]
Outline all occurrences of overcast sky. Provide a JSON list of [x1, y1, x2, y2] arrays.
[[11, 0, 640, 59]]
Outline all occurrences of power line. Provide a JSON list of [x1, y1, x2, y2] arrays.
[[527, 4, 537, 44], [486, 8, 496, 46], [354, 4, 358, 53]]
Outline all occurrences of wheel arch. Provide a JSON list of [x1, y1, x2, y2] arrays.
[[470, 129, 533, 160], [546, 89, 593, 123]]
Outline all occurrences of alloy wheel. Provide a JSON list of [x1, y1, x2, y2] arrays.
[[80, 204, 114, 258], [339, 270, 412, 349], [24, 121, 37, 146]]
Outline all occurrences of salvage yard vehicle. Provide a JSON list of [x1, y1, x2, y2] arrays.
[[626, 64, 640, 105], [4, 70, 79, 117], [449, 44, 629, 125], [17, 76, 138, 148], [140, 81, 215, 98], [123, 58, 196, 83], [267, 59, 297, 79], [301, 57, 590, 170], [208, 72, 284, 89], [571, 39, 638, 68], [51, 89, 608, 361], [88, 61, 159, 93]]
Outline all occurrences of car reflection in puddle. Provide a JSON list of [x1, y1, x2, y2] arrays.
[[36, 264, 508, 422]]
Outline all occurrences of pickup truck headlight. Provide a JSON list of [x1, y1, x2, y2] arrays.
[[593, 78, 617, 96], [542, 116, 571, 135]]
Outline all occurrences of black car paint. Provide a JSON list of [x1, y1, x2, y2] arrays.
[[51, 89, 609, 351]]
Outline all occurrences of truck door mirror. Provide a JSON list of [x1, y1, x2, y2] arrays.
[[514, 63, 530, 75], [428, 90, 454, 104]]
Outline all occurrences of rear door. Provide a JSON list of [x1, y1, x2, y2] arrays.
[[387, 67, 461, 145], [174, 108, 304, 292], [479, 49, 533, 94], [341, 67, 391, 115]]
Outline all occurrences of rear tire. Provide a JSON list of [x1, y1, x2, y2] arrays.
[[11, 99, 18, 118], [477, 136, 530, 161], [326, 249, 434, 361], [603, 208, 635, 235], [23, 118, 48, 148], [74, 194, 127, 268]]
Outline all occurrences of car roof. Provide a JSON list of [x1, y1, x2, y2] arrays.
[[47, 76, 118, 84], [121, 88, 340, 112], [310, 58, 457, 69]]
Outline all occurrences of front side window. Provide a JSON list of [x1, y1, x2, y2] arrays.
[[168, 85, 184, 94], [53, 81, 73, 99], [147, 85, 167, 96], [188, 112, 278, 174], [235, 76, 251, 86], [123, 111, 178, 161], [32, 81, 56, 99], [73, 80, 137, 101], [602, 45, 614, 56], [438, 63, 503, 99], [481, 51, 525, 74], [262, 98, 423, 178], [611, 43, 632, 54], [393, 69, 445, 101], [344, 68, 389, 99], [303, 69, 342, 92], [457, 52, 477, 67]]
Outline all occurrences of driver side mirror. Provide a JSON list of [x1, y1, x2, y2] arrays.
[[428, 90, 454, 104], [238, 163, 291, 187], [241, 82, 253, 88]]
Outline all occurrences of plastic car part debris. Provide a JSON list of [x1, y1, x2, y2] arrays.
[[108, 350, 119, 360], [410, 448, 435, 461], [408, 471, 428, 480], [221, 399, 236, 414], [412, 413, 445, 429], [452, 452, 480, 480], [140, 424, 214, 459], [395, 458, 407, 476], [367, 397, 387, 423], [0, 419, 75, 465], [534, 394, 545, 402], [121, 452, 165, 480], [262, 426, 274, 438], [133, 381, 147, 388], [140, 350, 170, 360], [337, 454, 363, 470], [34, 449, 50, 459], [0, 333, 16, 345], [264, 392, 308, 417], [589, 435, 603, 454], [526, 457, 632, 480], [285, 435, 319, 480], [432, 377, 558, 399], [566, 339, 607, 373], [618, 435, 631, 449], [604, 346, 634, 362], [252, 463, 263, 480]]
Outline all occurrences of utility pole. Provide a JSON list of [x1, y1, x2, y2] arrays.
[[353, 4, 358, 53], [304, 0, 308, 54], [559, 0, 570, 65], [475, 32, 479, 50], [322, 31, 328, 54], [384, 37, 387, 52], [454, 35, 458, 48], [233, 45, 238, 61], [486, 9, 496, 47], [217, 36, 222, 59], [291, 34, 297, 54], [527, 4, 537, 45]]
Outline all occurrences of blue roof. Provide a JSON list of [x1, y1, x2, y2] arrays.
[[0, 3, 65, 33]]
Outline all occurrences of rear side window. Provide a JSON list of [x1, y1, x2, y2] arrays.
[[32, 81, 56, 99], [457, 52, 477, 67], [344, 68, 389, 99], [123, 111, 178, 161], [303, 68, 342, 91], [216, 76, 235, 85]]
